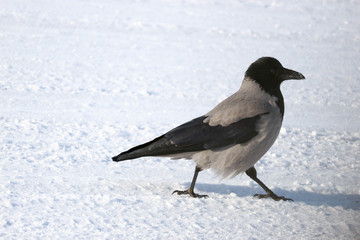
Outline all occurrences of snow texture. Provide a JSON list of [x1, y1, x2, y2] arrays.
[[1, 0, 359, 239]]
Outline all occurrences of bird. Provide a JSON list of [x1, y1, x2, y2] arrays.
[[112, 57, 305, 201]]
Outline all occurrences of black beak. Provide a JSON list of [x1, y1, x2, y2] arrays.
[[278, 68, 305, 81]]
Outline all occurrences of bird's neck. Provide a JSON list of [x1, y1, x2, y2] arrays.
[[265, 86, 285, 117], [274, 89, 285, 117], [241, 78, 285, 117]]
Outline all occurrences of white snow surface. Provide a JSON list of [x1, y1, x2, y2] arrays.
[[1, 0, 360, 239]]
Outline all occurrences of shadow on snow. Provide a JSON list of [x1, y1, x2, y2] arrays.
[[187, 183, 360, 210]]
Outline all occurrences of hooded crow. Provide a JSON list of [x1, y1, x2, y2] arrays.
[[112, 57, 305, 200]]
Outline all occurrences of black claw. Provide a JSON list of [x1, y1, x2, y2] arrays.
[[253, 193, 293, 201], [172, 189, 209, 199]]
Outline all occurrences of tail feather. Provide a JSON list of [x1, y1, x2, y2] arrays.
[[112, 135, 166, 162]]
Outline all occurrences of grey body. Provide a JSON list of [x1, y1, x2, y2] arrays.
[[194, 78, 283, 178], [112, 57, 305, 200], [167, 78, 283, 178]]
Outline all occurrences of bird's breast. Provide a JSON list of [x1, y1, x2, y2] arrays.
[[193, 110, 283, 179]]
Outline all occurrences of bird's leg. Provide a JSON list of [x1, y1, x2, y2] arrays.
[[172, 166, 208, 198], [245, 166, 293, 201]]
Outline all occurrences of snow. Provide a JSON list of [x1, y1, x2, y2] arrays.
[[1, 0, 359, 239]]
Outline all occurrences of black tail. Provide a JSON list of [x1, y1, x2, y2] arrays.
[[112, 135, 167, 162]]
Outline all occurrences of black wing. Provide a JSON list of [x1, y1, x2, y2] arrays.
[[112, 113, 267, 161]]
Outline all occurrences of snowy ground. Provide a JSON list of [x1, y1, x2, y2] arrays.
[[1, 0, 360, 239]]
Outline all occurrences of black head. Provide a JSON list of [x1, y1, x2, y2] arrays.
[[245, 57, 305, 93]]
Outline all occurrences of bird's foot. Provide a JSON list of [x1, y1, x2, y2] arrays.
[[253, 192, 293, 201], [172, 189, 209, 199]]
